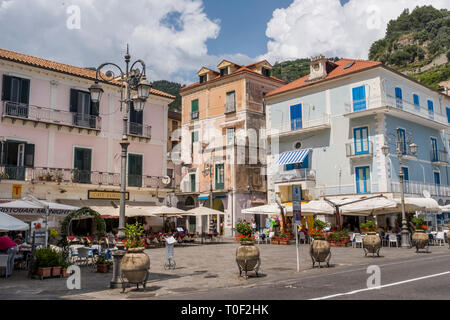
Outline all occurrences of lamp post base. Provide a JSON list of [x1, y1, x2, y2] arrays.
[[110, 247, 126, 288], [401, 229, 410, 248]]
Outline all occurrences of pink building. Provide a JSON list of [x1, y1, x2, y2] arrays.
[[0, 48, 175, 220]]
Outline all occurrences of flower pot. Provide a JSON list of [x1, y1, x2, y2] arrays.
[[271, 238, 279, 245], [236, 241, 260, 278], [309, 239, 331, 267], [97, 264, 109, 273], [62, 268, 71, 277], [36, 267, 52, 279], [120, 247, 150, 283], [362, 232, 381, 256], [51, 266, 62, 277], [412, 230, 429, 252]]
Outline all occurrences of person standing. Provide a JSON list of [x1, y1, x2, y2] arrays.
[[0, 234, 18, 277], [251, 219, 257, 233]]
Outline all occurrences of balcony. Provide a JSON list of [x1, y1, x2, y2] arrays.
[[390, 181, 450, 198], [344, 95, 448, 130], [430, 150, 448, 165], [269, 114, 331, 137], [0, 166, 169, 189], [345, 141, 373, 159], [2, 101, 101, 132], [128, 122, 152, 140], [191, 111, 199, 120], [273, 168, 316, 184]]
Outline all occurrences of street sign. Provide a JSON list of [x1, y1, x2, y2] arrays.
[[292, 185, 302, 226], [12, 184, 22, 199]]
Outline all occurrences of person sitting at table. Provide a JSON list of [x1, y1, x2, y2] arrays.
[[0, 233, 18, 277], [14, 234, 24, 245]]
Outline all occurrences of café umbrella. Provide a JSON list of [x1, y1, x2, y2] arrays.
[[0, 211, 29, 231]]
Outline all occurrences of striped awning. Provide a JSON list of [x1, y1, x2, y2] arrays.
[[277, 148, 311, 166]]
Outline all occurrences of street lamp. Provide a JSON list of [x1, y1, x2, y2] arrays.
[[89, 46, 152, 288], [381, 129, 418, 248]]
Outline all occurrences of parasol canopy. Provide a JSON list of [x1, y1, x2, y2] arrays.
[[0, 211, 29, 231]]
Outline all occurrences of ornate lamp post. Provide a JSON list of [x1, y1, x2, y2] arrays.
[[89, 47, 152, 288], [381, 129, 418, 248]]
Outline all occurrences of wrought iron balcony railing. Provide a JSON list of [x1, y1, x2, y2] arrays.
[[430, 150, 448, 164], [273, 168, 316, 183], [2, 101, 101, 130], [345, 141, 373, 157], [128, 122, 152, 139], [269, 113, 331, 136], [390, 181, 450, 197]]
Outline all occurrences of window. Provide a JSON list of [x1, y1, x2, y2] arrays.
[[220, 68, 228, 77], [402, 167, 410, 193], [73, 148, 92, 184], [397, 128, 407, 155], [128, 154, 143, 187], [427, 100, 434, 120], [215, 163, 225, 190], [434, 172, 440, 185], [2, 75, 30, 118], [446, 107, 450, 124], [395, 87, 403, 109], [191, 99, 199, 119], [225, 91, 236, 113], [262, 67, 271, 77], [191, 131, 198, 155], [199, 75, 207, 83], [190, 173, 196, 192], [431, 137, 438, 162], [0, 141, 34, 180], [352, 86, 366, 111], [226, 128, 235, 146], [355, 166, 370, 194], [290, 103, 302, 131], [129, 101, 143, 136], [70, 89, 98, 128], [353, 127, 369, 154], [413, 94, 420, 111]]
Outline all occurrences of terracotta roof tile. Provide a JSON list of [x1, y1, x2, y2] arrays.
[[0, 48, 175, 100], [265, 59, 382, 98]]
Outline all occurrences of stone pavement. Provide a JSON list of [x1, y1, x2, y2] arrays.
[[1, 238, 449, 300]]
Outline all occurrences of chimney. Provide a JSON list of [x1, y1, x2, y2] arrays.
[[307, 55, 328, 81]]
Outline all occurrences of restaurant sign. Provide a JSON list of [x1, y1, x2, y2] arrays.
[[0, 207, 72, 216], [88, 190, 130, 200], [292, 185, 302, 226]]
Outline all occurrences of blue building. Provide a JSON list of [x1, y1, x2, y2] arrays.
[[265, 55, 449, 229]]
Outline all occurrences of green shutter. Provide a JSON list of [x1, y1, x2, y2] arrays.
[[191, 99, 198, 112], [2, 75, 12, 101]]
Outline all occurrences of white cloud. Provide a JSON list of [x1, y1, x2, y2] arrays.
[[262, 0, 450, 63], [0, 0, 227, 83]]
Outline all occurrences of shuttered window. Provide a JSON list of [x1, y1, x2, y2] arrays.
[[191, 99, 199, 119], [225, 91, 236, 113], [128, 154, 143, 187], [352, 85, 366, 111], [1, 75, 30, 104]]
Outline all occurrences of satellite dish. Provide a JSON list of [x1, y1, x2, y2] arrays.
[[162, 176, 171, 185], [422, 190, 431, 198]]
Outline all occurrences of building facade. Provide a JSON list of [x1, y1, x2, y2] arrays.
[[266, 56, 450, 228], [0, 48, 175, 220], [166, 110, 182, 194], [178, 60, 285, 236]]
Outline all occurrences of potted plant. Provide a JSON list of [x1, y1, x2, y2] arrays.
[[45, 172, 54, 182], [33, 247, 57, 279], [96, 253, 112, 273], [0, 172, 9, 181], [361, 219, 381, 257], [411, 217, 429, 252], [55, 170, 63, 183], [61, 261, 72, 278], [278, 232, 290, 245], [308, 220, 331, 268], [36, 173, 45, 182], [120, 222, 150, 284], [235, 222, 259, 279], [71, 168, 79, 183]]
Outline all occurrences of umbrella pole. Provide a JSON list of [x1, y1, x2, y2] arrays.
[[44, 205, 49, 247]]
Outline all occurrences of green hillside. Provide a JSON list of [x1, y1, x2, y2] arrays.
[[151, 80, 183, 111], [272, 57, 340, 83], [369, 5, 450, 89]]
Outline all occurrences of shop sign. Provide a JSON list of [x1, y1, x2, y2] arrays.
[[292, 185, 302, 226], [88, 190, 129, 200], [12, 184, 22, 199]]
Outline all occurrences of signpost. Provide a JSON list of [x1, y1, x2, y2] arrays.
[[292, 185, 302, 272]]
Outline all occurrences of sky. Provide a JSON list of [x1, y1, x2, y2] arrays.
[[0, 0, 449, 84]]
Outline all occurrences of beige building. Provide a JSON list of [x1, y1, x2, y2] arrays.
[[177, 60, 285, 236], [166, 110, 181, 192]]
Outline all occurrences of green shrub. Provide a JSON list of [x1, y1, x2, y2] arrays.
[[235, 222, 253, 235], [34, 247, 62, 269], [313, 219, 328, 230]]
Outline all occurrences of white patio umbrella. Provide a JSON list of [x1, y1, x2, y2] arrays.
[[440, 204, 450, 212], [0, 211, 29, 231], [185, 206, 224, 216], [337, 197, 398, 216], [242, 204, 284, 215], [144, 205, 186, 218], [393, 197, 441, 213], [300, 200, 335, 216]]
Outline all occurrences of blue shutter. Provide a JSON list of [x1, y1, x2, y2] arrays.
[[431, 137, 438, 162], [446, 107, 450, 124], [354, 127, 369, 154], [427, 100, 434, 119], [290, 104, 302, 130], [397, 128, 406, 155], [413, 94, 420, 109], [402, 167, 409, 181], [352, 86, 366, 111], [395, 87, 403, 109], [356, 166, 370, 194], [434, 172, 440, 185]]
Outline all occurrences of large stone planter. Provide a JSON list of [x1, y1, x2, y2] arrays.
[[310, 239, 331, 268], [120, 247, 150, 289], [362, 232, 381, 257], [236, 241, 260, 279], [412, 230, 429, 253]]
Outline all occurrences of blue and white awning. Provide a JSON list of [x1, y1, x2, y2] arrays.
[[277, 148, 311, 166]]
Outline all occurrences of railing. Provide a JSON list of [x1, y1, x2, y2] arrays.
[[269, 113, 330, 135], [345, 95, 447, 124], [430, 150, 448, 164], [128, 122, 152, 139], [390, 181, 450, 197], [2, 101, 102, 130], [0, 166, 170, 188], [191, 111, 199, 120], [345, 141, 373, 157], [273, 168, 316, 183], [224, 103, 236, 114]]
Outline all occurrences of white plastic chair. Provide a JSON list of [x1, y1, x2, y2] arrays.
[[435, 232, 445, 246], [353, 233, 363, 248], [0, 254, 8, 278], [76, 247, 92, 266], [268, 232, 275, 243], [299, 232, 306, 244], [389, 233, 398, 247]]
